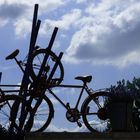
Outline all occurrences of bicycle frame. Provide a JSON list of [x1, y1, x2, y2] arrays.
[[47, 82, 93, 111]]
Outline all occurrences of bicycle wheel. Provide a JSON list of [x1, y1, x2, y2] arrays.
[[82, 92, 111, 132], [0, 94, 22, 132], [30, 48, 64, 85], [22, 95, 54, 132]]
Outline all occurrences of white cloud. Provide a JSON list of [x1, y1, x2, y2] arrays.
[[1, 0, 140, 68], [46, 123, 89, 132], [49, 97, 59, 105], [0, 0, 68, 37], [14, 18, 31, 38], [76, 0, 87, 4], [40, 9, 81, 35], [64, 0, 140, 68], [0, 18, 8, 27]]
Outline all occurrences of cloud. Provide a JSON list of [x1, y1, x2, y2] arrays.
[[46, 123, 89, 132], [49, 97, 59, 105], [0, 1, 27, 27], [64, 0, 140, 67], [0, 2, 26, 20], [1, 0, 140, 68], [76, 0, 87, 4], [0, 0, 68, 36], [14, 18, 31, 38], [40, 9, 81, 35], [0, 18, 8, 27]]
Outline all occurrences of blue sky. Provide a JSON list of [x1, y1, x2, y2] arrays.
[[0, 0, 140, 132]]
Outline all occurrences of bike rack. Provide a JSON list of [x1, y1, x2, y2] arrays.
[[0, 4, 114, 135], [7, 4, 64, 134]]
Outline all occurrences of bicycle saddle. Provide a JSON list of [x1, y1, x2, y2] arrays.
[[75, 75, 92, 83], [5, 49, 19, 60]]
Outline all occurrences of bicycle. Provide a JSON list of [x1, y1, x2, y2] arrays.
[[0, 76, 111, 133], [36, 75, 111, 133]]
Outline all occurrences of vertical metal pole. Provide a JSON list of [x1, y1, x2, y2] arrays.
[[37, 27, 58, 79], [9, 4, 40, 134], [18, 4, 40, 132]]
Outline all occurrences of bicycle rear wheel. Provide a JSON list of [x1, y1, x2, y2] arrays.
[[30, 48, 64, 85], [82, 92, 111, 132]]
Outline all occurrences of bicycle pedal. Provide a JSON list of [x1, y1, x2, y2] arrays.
[[77, 121, 82, 127]]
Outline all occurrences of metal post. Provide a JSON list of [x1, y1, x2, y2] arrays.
[[9, 4, 41, 134]]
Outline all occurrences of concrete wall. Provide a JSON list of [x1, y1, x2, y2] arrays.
[[25, 132, 140, 140]]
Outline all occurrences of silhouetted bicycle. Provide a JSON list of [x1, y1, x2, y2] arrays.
[[32, 75, 111, 133]]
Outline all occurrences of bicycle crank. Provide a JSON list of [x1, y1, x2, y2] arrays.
[[66, 108, 80, 123]]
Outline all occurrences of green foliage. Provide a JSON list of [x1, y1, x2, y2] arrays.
[[107, 79, 135, 101], [107, 77, 140, 131]]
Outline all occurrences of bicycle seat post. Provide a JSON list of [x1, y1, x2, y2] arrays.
[[14, 57, 25, 73]]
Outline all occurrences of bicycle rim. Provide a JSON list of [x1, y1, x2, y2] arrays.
[[30, 49, 64, 85], [0, 95, 22, 132]]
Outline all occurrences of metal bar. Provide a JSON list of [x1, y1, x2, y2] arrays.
[[46, 27, 58, 50], [48, 88, 67, 109], [37, 27, 58, 79], [32, 19, 41, 48], [11, 4, 39, 134], [0, 85, 21, 87], [47, 52, 63, 85], [29, 4, 38, 51], [15, 58, 25, 73], [0, 84, 83, 88], [75, 85, 85, 109], [2, 90, 30, 93], [51, 84, 83, 88]]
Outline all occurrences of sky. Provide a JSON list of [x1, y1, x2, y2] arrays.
[[0, 0, 140, 132]]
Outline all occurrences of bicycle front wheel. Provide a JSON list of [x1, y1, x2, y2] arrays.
[[82, 92, 111, 132], [0, 94, 22, 132], [30, 48, 64, 85], [23, 95, 54, 132]]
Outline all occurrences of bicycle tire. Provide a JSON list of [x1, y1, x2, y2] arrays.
[[0, 94, 22, 132], [30, 48, 64, 85], [81, 92, 111, 132], [23, 94, 54, 132]]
